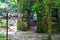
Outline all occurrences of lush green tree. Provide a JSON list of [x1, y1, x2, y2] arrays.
[[17, 0, 30, 30], [16, 0, 60, 32], [30, 0, 48, 33]]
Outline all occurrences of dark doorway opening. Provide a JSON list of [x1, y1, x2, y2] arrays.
[[52, 8, 58, 25], [52, 8, 59, 33]]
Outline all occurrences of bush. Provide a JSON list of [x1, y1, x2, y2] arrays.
[[0, 33, 11, 40], [0, 22, 6, 28], [17, 22, 29, 31], [17, 22, 21, 30]]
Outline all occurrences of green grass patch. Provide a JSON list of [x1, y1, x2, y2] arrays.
[[0, 33, 11, 40]]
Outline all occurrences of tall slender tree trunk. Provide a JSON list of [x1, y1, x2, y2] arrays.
[[5, 9, 8, 40], [48, 0, 53, 40]]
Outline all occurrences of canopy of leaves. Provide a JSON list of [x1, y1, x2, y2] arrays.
[[0, 0, 17, 13], [31, 1, 41, 12], [31, 0, 60, 12], [10, 0, 17, 6]]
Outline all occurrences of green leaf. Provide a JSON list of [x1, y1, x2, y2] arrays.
[[10, 0, 17, 5]]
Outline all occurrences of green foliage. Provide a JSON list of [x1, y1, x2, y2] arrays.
[[31, 1, 41, 11], [54, 0, 60, 7], [37, 15, 48, 33], [10, 0, 17, 4], [20, 27, 28, 31], [0, 34, 11, 40], [22, 0, 27, 3], [10, 0, 17, 7], [17, 23, 28, 31], [17, 0, 60, 33], [0, 22, 6, 28], [31, 0, 60, 12], [17, 21, 21, 30], [10, 0, 16, 2]]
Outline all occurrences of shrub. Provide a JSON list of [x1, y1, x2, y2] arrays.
[[0, 33, 11, 40]]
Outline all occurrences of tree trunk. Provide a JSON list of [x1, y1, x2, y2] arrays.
[[48, 0, 53, 40]]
